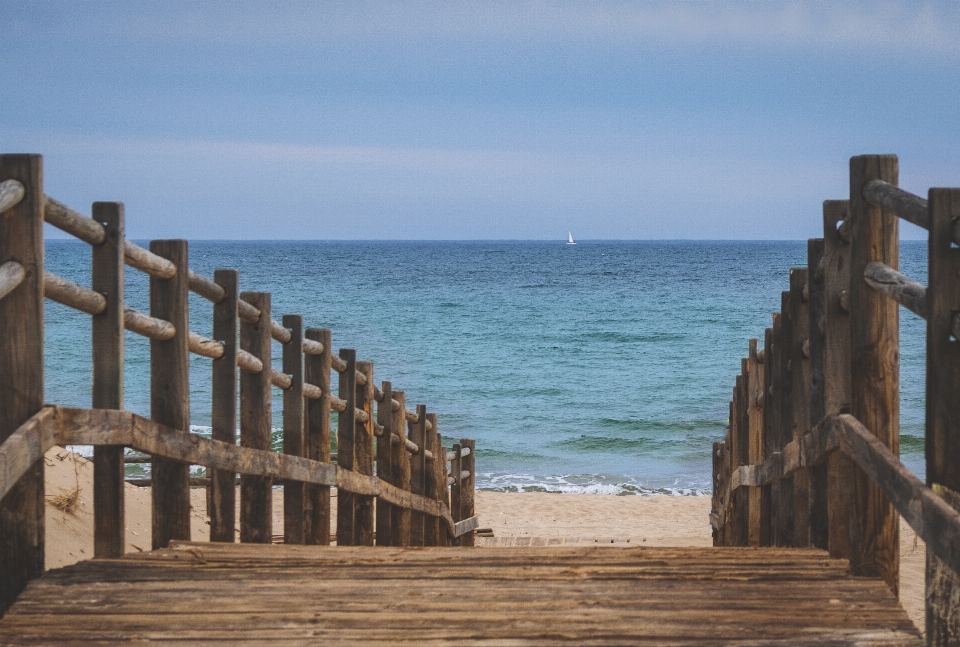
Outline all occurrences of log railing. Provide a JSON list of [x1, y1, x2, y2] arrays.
[[0, 154, 478, 616], [711, 154, 960, 644]]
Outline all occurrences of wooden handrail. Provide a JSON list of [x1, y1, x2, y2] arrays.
[[0, 179, 25, 213], [0, 261, 26, 303], [863, 261, 927, 319], [862, 179, 929, 231]]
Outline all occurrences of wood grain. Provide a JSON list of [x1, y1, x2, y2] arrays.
[[336, 349, 357, 546], [303, 328, 332, 545], [209, 269, 238, 543], [239, 292, 272, 544], [282, 314, 304, 544]]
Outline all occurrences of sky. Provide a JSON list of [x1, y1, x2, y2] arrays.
[[2, 1, 960, 240]]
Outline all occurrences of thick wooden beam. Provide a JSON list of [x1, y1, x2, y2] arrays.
[[775, 292, 795, 547], [806, 238, 829, 551], [91, 202, 125, 558], [763, 315, 782, 546], [209, 269, 238, 543], [150, 240, 191, 550], [848, 154, 899, 594], [409, 404, 428, 546], [239, 292, 272, 544], [789, 268, 811, 547], [925, 188, 960, 641], [460, 438, 476, 546], [304, 328, 332, 545], [282, 314, 305, 544], [423, 410, 439, 547], [354, 361, 375, 546], [336, 349, 357, 546], [746, 339, 766, 546], [390, 391, 411, 546], [375, 381, 394, 546]]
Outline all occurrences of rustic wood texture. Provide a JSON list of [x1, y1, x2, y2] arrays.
[[0, 261, 25, 302], [925, 188, 960, 643], [149, 240, 191, 550], [764, 315, 782, 546], [823, 200, 854, 561], [409, 404, 428, 546], [848, 155, 899, 594], [0, 542, 921, 645], [239, 292, 272, 544], [775, 292, 795, 546], [806, 238, 829, 551], [789, 268, 812, 547], [304, 328, 332, 545], [460, 438, 476, 547], [375, 381, 393, 546], [282, 314, 305, 545], [423, 411, 440, 547], [354, 361, 375, 547], [0, 409, 57, 503], [391, 391, 412, 546], [746, 339, 766, 546], [91, 202, 125, 559], [863, 261, 927, 320], [0, 156, 44, 614], [209, 269, 238, 543], [336, 349, 357, 546], [862, 179, 929, 231]]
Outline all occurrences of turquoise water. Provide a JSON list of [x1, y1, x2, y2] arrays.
[[44, 239, 928, 493]]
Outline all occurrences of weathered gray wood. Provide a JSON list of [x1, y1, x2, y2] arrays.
[[391, 391, 411, 546], [239, 292, 272, 544], [43, 270, 106, 314], [746, 339, 766, 546], [186, 270, 226, 304], [434, 419, 450, 546], [282, 314, 305, 545], [450, 442, 463, 547], [209, 270, 238, 543], [848, 154, 900, 594], [0, 179, 25, 213], [124, 307, 175, 340], [807, 238, 829, 551], [823, 200, 853, 560], [124, 240, 176, 279], [460, 438, 476, 546], [336, 349, 357, 546], [375, 381, 394, 546], [424, 411, 439, 547], [862, 179, 929, 231], [775, 292, 795, 547], [304, 328, 332, 546], [43, 195, 105, 245], [925, 188, 960, 642], [92, 202, 125, 559], [409, 404, 428, 546], [149, 240, 191, 550], [763, 315, 782, 546], [789, 268, 811, 547], [863, 261, 927, 319], [0, 261, 25, 303], [0, 408, 57, 505], [354, 361, 375, 547]]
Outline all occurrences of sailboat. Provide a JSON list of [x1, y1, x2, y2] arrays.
[[566, 231, 577, 245]]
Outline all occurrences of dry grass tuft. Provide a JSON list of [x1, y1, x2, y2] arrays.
[[48, 488, 80, 514]]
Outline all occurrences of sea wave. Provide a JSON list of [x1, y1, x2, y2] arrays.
[[477, 473, 711, 496]]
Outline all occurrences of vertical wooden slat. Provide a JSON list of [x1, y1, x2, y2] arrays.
[[150, 240, 191, 550], [0, 154, 44, 615], [776, 293, 796, 547], [336, 349, 357, 546], [460, 438, 476, 547], [848, 154, 899, 594], [763, 317, 781, 545], [391, 391, 411, 546], [806, 239, 829, 551], [450, 442, 463, 547], [354, 361, 375, 547], [210, 269, 238, 543], [409, 404, 428, 546], [423, 411, 439, 547], [747, 339, 766, 547], [924, 188, 960, 641], [731, 373, 747, 546], [788, 268, 812, 547], [239, 292, 272, 544], [823, 200, 853, 560], [92, 202, 125, 558], [759, 326, 774, 546], [375, 381, 394, 546], [724, 404, 734, 547], [712, 441, 724, 546], [304, 328, 332, 545], [282, 314, 304, 544]]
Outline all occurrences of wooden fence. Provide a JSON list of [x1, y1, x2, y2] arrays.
[[0, 154, 478, 615], [711, 154, 960, 643]]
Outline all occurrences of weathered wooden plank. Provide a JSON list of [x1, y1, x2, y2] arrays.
[[91, 202, 125, 559], [0, 408, 57, 503], [409, 404, 428, 546], [209, 269, 238, 543], [304, 328, 332, 545], [863, 261, 927, 319], [423, 411, 439, 547], [789, 268, 811, 547], [375, 381, 394, 546], [746, 339, 766, 546], [806, 238, 829, 551], [336, 349, 357, 546], [925, 187, 960, 641], [282, 314, 305, 544], [848, 154, 899, 594], [239, 292, 272, 544], [460, 438, 476, 546], [149, 240, 191, 550], [354, 361, 375, 546], [775, 292, 795, 547], [391, 391, 412, 546]]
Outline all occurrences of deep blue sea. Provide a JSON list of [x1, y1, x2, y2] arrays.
[[44, 239, 928, 494]]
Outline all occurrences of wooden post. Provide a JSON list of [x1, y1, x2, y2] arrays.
[[759, 326, 774, 546], [423, 411, 439, 547], [0, 154, 44, 615], [848, 155, 899, 594], [731, 373, 748, 546], [376, 381, 394, 546], [789, 268, 812, 547], [304, 328, 332, 545], [239, 292, 272, 544], [823, 200, 853, 560], [409, 404, 428, 546], [210, 269, 238, 543], [355, 361, 375, 546], [391, 391, 411, 546], [775, 296, 796, 547], [924, 188, 960, 641], [746, 339, 766, 546], [433, 417, 450, 546], [806, 239, 829, 551], [92, 202, 125, 558], [282, 314, 304, 544], [451, 442, 463, 547], [336, 349, 357, 546], [150, 240, 191, 549], [724, 405, 734, 547], [460, 438, 476, 547]]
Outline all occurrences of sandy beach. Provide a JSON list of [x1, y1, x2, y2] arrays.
[[42, 446, 926, 633]]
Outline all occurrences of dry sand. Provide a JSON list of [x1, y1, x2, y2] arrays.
[[42, 446, 926, 633]]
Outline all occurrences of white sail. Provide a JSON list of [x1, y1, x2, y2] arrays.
[[567, 231, 576, 245]]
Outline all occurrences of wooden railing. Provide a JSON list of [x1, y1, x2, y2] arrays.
[[0, 154, 478, 615], [711, 154, 960, 643]]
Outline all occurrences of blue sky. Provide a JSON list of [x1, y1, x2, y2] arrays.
[[3, 1, 959, 240]]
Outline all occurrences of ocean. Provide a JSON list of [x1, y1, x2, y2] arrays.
[[44, 239, 928, 494]]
